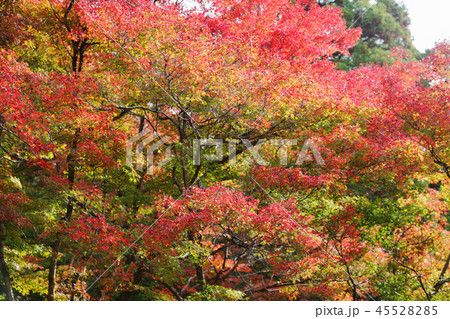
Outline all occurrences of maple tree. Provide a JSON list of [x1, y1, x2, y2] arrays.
[[0, 0, 449, 301]]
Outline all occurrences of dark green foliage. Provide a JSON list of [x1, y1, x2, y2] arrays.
[[319, 0, 420, 69]]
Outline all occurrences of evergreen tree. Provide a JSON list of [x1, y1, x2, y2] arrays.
[[319, 0, 420, 70]]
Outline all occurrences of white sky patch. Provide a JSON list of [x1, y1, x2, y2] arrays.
[[400, 0, 450, 52]]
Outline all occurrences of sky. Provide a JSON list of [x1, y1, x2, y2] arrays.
[[400, 0, 450, 52]]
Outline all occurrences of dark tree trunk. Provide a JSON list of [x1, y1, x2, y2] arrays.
[[47, 130, 79, 301], [0, 222, 14, 301], [47, 238, 62, 301]]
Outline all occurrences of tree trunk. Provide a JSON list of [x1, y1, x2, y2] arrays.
[[47, 130, 79, 301], [47, 238, 62, 301], [0, 222, 14, 301]]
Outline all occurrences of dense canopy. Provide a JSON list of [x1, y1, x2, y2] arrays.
[[0, 0, 449, 301]]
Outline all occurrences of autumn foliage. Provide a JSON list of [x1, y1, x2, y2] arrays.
[[0, 0, 449, 301]]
